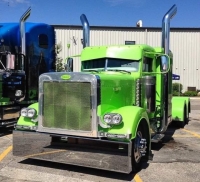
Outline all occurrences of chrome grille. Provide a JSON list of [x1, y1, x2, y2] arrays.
[[43, 82, 92, 131]]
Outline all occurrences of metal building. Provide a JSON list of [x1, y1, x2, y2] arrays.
[[54, 25, 200, 92]]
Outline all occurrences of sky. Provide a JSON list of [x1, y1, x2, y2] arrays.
[[0, 0, 199, 28]]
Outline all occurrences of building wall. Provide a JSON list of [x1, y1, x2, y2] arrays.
[[170, 30, 200, 92], [54, 26, 200, 92]]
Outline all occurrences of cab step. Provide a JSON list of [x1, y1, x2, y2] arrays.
[[151, 134, 165, 143]]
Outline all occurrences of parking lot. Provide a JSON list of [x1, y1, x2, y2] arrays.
[[0, 98, 200, 182]]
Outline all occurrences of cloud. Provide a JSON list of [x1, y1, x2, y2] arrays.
[[1, 0, 30, 6], [16, 0, 27, 3], [104, 0, 146, 7]]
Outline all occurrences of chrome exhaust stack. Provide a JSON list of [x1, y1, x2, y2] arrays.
[[80, 14, 90, 48], [161, 4, 177, 55], [160, 4, 177, 133], [20, 7, 31, 62]]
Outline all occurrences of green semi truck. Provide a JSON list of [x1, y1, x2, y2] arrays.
[[13, 4, 190, 173]]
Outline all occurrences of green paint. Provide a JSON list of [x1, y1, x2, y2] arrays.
[[172, 97, 190, 121], [98, 106, 150, 140]]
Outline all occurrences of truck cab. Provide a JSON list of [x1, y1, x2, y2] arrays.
[[80, 45, 173, 136], [0, 8, 55, 128]]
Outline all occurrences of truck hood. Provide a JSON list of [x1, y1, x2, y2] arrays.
[[93, 71, 139, 115]]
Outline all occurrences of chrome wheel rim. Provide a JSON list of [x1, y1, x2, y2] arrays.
[[134, 130, 147, 163]]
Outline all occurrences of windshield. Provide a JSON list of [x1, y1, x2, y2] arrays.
[[82, 58, 139, 72]]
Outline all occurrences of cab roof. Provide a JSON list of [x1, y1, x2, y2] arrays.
[[81, 44, 163, 61]]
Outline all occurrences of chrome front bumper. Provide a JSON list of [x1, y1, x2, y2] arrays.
[[13, 130, 132, 173]]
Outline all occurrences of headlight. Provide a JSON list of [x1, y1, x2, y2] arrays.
[[15, 90, 23, 97], [103, 114, 112, 124], [112, 114, 122, 125], [27, 108, 36, 118], [21, 108, 28, 117], [103, 113, 122, 125], [20, 108, 37, 118]]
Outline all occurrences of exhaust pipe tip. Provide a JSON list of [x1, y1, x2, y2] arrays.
[[80, 14, 90, 48], [20, 7, 31, 55], [20, 7, 31, 23], [161, 4, 177, 55]]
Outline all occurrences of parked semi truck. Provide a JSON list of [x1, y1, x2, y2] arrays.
[[0, 7, 55, 128], [13, 5, 190, 173]]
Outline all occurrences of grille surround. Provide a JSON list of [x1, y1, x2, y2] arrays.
[[38, 72, 98, 137]]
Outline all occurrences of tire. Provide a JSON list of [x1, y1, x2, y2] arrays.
[[184, 106, 189, 125], [176, 120, 185, 128], [176, 105, 187, 128], [132, 121, 148, 172]]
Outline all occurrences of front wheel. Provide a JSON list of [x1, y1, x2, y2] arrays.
[[132, 122, 148, 172]]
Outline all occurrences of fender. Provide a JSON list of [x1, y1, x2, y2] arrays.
[[173, 96, 190, 117], [99, 106, 150, 140], [172, 98, 186, 121], [16, 102, 39, 127]]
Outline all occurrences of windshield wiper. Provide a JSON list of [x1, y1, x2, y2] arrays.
[[107, 69, 131, 74]]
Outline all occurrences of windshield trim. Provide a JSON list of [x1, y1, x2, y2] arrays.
[[82, 58, 140, 73]]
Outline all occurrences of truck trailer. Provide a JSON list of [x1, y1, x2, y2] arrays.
[[13, 5, 190, 173], [0, 7, 55, 128]]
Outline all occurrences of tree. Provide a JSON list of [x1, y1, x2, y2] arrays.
[[172, 83, 183, 96], [55, 43, 65, 72]]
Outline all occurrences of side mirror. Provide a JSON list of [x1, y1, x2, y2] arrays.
[[6, 53, 15, 70], [65, 57, 73, 72], [160, 55, 169, 72]]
